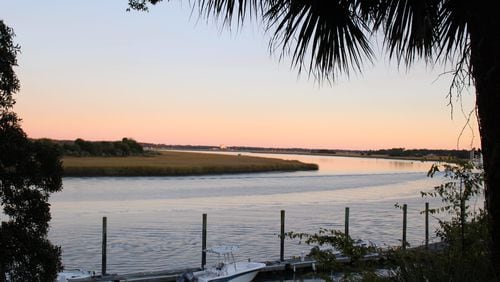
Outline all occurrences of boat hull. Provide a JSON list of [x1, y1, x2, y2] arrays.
[[194, 262, 265, 282], [200, 268, 260, 282]]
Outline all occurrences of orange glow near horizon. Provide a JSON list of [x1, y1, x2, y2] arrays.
[[4, 1, 480, 151], [19, 98, 479, 150]]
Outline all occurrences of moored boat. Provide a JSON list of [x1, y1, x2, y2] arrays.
[[178, 246, 266, 282], [56, 269, 94, 282], [4, 269, 94, 282]]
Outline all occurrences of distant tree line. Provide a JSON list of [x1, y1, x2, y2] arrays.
[[311, 149, 337, 155], [140, 143, 474, 160], [366, 148, 472, 159], [39, 138, 144, 157], [142, 143, 219, 151]]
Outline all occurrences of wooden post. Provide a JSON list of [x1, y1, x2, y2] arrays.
[[202, 213, 207, 269], [102, 216, 107, 276], [402, 204, 407, 249], [425, 202, 429, 249], [280, 210, 285, 262], [344, 207, 350, 239]]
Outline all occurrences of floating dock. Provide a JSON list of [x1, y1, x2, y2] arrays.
[[70, 257, 329, 282]]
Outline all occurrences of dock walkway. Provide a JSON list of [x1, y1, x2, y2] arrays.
[[70, 257, 327, 282]]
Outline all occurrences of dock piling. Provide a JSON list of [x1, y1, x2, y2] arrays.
[[202, 213, 207, 269], [280, 210, 285, 262], [344, 207, 350, 239], [102, 216, 107, 276], [425, 202, 429, 249], [402, 204, 407, 249]]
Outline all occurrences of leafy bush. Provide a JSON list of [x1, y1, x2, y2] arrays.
[[285, 228, 379, 278], [387, 161, 493, 281], [285, 161, 492, 281]]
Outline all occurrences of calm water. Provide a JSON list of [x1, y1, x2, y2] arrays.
[[49, 153, 451, 274]]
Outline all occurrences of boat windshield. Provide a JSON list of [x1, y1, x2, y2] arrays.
[[205, 246, 239, 255]]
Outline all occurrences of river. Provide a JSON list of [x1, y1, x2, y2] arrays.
[[48, 153, 454, 274]]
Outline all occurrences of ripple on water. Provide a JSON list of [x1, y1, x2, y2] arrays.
[[49, 155, 456, 273]]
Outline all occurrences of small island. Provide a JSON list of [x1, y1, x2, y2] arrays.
[[32, 138, 315, 176], [62, 151, 318, 177]]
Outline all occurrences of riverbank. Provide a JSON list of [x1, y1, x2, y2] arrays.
[[62, 151, 318, 177], [242, 149, 454, 162]]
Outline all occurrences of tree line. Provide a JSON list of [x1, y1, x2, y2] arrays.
[[40, 137, 145, 157], [366, 148, 473, 160]]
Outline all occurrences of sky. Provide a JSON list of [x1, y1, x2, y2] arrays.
[[0, 0, 480, 150]]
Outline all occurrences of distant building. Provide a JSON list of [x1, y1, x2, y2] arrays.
[[471, 149, 483, 168]]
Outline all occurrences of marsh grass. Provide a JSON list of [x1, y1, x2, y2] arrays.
[[63, 151, 318, 176]]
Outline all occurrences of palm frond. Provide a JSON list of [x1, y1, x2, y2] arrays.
[[265, 0, 374, 81], [196, 0, 262, 26], [129, 0, 262, 26], [131, 0, 473, 84], [375, 0, 439, 66], [436, 0, 469, 62]]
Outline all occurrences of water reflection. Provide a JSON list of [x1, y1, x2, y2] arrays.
[[49, 153, 441, 273], [212, 151, 432, 174]]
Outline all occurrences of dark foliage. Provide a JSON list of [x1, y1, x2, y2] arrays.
[[51, 137, 144, 157], [387, 216, 491, 281], [367, 147, 471, 159], [386, 162, 493, 281], [286, 228, 378, 274], [284, 162, 493, 280], [127, 0, 473, 80], [0, 113, 63, 282], [1, 20, 63, 281], [1, 222, 62, 282], [0, 21, 19, 110]]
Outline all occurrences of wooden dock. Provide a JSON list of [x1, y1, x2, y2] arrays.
[[70, 257, 327, 282], [69, 254, 380, 282]]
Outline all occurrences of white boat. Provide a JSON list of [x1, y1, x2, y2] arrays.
[[56, 269, 94, 282], [178, 246, 266, 282], [4, 269, 94, 282]]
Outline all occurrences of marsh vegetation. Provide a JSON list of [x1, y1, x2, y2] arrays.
[[62, 151, 318, 177]]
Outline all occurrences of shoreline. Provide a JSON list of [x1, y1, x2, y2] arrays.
[[167, 148, 456, 163], [232, 150, 455, 163], [62, 151, 318, 177]]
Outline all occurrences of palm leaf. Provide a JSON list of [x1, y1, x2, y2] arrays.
[[265, 0, 374, 81], [196, 0, 262, 25], [374, 0, 439, 66], [130, 0, 472, 83], [436, 0, 469, 61]]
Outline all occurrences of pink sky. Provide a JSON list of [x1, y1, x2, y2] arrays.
[[3, 1, 479, 150]]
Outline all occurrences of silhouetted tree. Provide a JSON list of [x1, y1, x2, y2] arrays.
[[130, 0, 500, 275], [61, 138, 144, 156], [0, 20, 63, 281], [122, 138, 143, 154]]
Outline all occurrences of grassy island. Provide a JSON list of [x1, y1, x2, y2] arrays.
[[62, 151, 318, 177]]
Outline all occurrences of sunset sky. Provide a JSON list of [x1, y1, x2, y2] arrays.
[[1, 1, 479, 150]]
